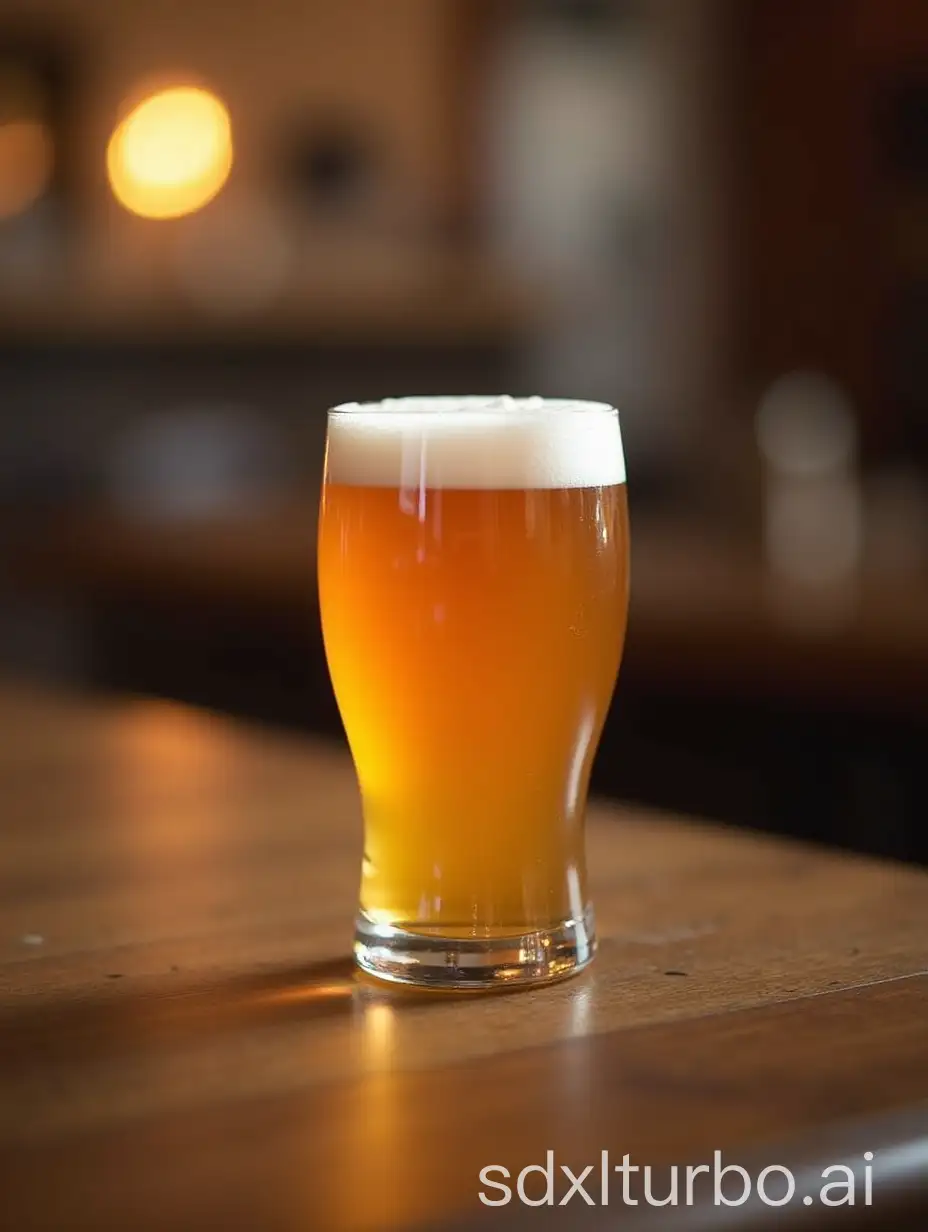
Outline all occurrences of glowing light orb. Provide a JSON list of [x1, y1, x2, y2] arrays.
[[107, 86, 232, 220], [0, 119, 53, 221]]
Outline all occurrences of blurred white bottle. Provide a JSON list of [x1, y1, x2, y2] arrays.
[[483, 4, 674, 470], [755, 371, 862, 593]]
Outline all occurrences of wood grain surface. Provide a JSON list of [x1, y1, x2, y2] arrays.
[[1, 685, 927, 1230]]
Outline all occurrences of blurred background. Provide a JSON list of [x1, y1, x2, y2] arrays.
[[0, 0, 925, 862]]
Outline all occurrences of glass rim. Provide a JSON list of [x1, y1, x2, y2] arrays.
[[328, 396, 619, 418]]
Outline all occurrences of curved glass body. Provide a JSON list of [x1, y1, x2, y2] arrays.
[[317, 397, 629, 989]]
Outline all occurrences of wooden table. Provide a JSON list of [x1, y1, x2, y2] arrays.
[[1, 685, 927, 1231]]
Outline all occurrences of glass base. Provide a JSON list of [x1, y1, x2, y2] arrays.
[[354, 908, 596, 991]]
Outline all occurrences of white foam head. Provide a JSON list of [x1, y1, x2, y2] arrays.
[[325, 396, 625, 489]]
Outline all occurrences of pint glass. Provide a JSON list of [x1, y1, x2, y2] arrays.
[[318, 397, 629, 989]]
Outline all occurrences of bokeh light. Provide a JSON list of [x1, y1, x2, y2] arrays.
[[0, 119, 54, 221], [107, 86, 232, 220]]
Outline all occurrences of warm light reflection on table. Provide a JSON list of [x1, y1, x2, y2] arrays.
[[318, 1001, 435, 1231]]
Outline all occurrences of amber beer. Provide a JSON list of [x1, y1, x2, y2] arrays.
[[318, 397, 629, 989]]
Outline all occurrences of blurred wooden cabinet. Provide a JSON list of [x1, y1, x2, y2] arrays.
[[731, 0, 928, 465]]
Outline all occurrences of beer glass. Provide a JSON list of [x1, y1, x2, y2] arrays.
[[318, 397, 629, 989]]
